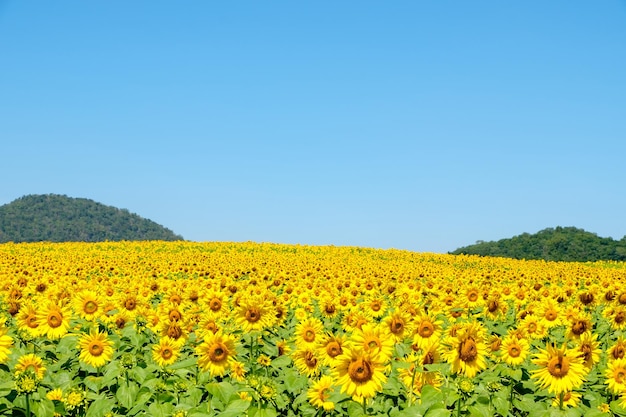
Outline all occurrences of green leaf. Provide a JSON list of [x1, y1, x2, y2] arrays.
[[32, 399, 55, 417], [282, 369, 308, 394], [420, 384, 445, 411], [467, 404, 491, 417], [249, 405, 279, 417], [424, 405, 453, 417], [86, 397, 116, 417], [147, 401, 174, 417], [116, 381, 139, 410], [219, 399, 251, 417]]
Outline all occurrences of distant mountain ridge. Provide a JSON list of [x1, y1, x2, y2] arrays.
[[450, 226, 626, 262], [0, 194, 183, 243]]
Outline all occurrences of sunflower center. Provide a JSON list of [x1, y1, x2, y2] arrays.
[[89, 341, 104, 357], [371, 301, 381, 312], [124, 298, 136, 311], [167, 324, 183, 339], [423, 351, 435, 365], [27, 315, 39, 328], [325, 304, 336, 315], [418, 321, 434, 338], [544, 310, 557, 321], [84, 300, 98, 314], [458, 338, 478, 362], [47, 311, 63, 328], [210, 298, 222, 312], [348, 358, 373, 383], [580, 344, 593, 362], [169, 309, 182, 322], [390, 318, 404, 334], [304, 351, 318, 368], [616, 312, 626, 324], [245, 307, 261, 323], [547, 355, 570, 377], [304, 329, 316, 343], [209, 343, 228, 363], [162, 348, 173, 360], [367, 338, 381, 350], [613, 345, 626, 360], [571, 320, 587, 335], [508, 344, 521, 358], [467, 291, 479, 302], [488, 300, 498, 313], [326, 341, 342, 358]]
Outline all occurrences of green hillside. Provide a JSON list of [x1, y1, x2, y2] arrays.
[[450, 226, 626, 262], [0, 194, 183, 243]]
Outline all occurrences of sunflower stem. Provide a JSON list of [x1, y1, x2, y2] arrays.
[[509, 376, 514, 411], [25, 393, 31, 417], [559, 391, 564, 411], [407, 361, 419, 407], [456, 395, 462, 417], [363, 396, 367, 415]]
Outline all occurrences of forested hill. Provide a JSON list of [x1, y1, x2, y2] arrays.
[[0, 194, 183, 243], [450, 227, 626, 262]]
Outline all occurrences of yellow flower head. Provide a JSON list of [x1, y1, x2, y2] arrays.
[[531, 343, 587, 394]]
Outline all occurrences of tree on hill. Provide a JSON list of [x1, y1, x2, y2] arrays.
[[450, 226, 626, 262], [0, 194, 184, 242]]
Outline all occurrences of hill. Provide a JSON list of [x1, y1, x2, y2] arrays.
[[0, 194, 183, 243], [450, 226, 626, 262]]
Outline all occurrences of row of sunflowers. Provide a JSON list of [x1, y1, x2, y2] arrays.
[[1, 241, 626, 416]]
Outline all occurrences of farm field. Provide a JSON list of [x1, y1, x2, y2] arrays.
[[1, 241, 626, 416]]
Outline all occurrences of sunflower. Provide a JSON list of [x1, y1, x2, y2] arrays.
[[484, 297, 508, 321], [500, 333, 530, 367], [36, 301, 72, 340], [364, 296, 387, 318], [234, 297, 274, 333], [576, 332, 601, 371], [531, 343, 587, 394], [605, 358, 626, 394], [519, 315, 548, 340], [292, 347, 322, 377], [230, 360, 247, 382], [538, 299, 563, 329], [566, 312, 592, 340], [350, 323, 395, 362], [294, 317, 324, 349], [152, 337, 180, 367], [606, 307, 626, 331], [14, 353, 46, 380], [195, 331, 237, 377], [15, 303, 41, 337], [442, 321, 488, 378], [333, 346, 387, 401], [382, 309, 413, 343], [204, 290, 229, 319], [318, 333, 348, 367], [307, 375, 336, 412], [78, 328, 114, 368], [609, 337, 626, 361], [412, 313, 442, 350], [73, 290, 103, 321]]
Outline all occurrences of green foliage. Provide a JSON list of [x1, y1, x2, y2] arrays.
[[0, 194, 183, 243], [450, 226, 626, 262]]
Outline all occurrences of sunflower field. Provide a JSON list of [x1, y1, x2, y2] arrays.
[[1, 241, 626, 417]]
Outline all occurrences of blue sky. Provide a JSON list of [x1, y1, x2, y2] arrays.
[[1, 1, 625, 253]]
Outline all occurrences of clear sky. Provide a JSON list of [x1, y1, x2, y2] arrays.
[[1, 1, 625, 253]]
